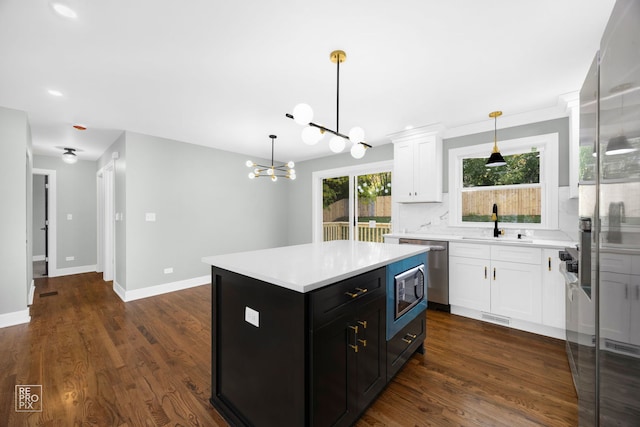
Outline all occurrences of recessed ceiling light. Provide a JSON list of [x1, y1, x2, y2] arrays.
[[51, 2, 77, 19], [47, 89, 63, 97], [404, 125, 414, 130], [73, 124, 87, 130]]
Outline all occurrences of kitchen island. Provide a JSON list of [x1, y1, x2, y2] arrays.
[[202, 240, 429, 427]]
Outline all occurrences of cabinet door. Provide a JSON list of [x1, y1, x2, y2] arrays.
[[312, 311, 358, 427], [541, 248, 566, 329], [600, 271, 631, 343], [393, 141, 415, 203], [414, 137, 441, 202], [630, 275, 640, 346], [491, 260, 542, 323], [449, 255, 490, 312], [354, 295, 386, 412]]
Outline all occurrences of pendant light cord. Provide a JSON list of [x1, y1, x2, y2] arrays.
[[336, 55, 340, 133]]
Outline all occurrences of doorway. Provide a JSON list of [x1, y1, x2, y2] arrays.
[[97, 162, 115, 282], [32, 169, 57, 277], [313, 161, 393, 243]]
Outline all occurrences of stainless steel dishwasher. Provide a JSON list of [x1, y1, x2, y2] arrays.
[[399, 239, 449, 312]]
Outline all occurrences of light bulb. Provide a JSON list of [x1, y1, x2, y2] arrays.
[[271, 175, 278, 182], [293, 103, 313, 125], [289, 169, 295, 175], [267, 168, 274, 175], [254, 168, 260, 174], [248, 172, 255, 179], [351, 143, 366, 159], [301, 126, 323, 145], [246, 160, 254, 168], [289, 173, 296, 180], [329, 136, 346, 153], [348, 126, 365, 144], [287, 161, 295, 168]]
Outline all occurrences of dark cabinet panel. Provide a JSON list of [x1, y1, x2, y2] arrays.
[[387, 311, 426, 381]]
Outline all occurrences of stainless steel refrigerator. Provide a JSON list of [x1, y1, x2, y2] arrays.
[[578, 0, 640, 424]]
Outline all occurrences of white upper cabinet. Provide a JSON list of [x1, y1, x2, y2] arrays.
[[390, 125, 443, 203]]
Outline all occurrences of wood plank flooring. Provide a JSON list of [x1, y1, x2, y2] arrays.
[[0, 273, 577, 426]]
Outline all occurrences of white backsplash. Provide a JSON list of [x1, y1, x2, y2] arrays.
[[396, 186, 578, 242]]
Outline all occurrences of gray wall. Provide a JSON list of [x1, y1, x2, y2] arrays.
[[0, 106, 29, 316], [286, 144, 394, 245], [106, 131, 290, 291], [34, 155, 98, 270], [32, 174, 46, 257], [443, 117, 570, 191]]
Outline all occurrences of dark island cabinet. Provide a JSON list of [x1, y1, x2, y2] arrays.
[[211, 266, 391, 427], [310, 268, 386, 427]]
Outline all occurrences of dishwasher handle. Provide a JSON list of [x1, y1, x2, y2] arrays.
[[426, 245, 446, 251]]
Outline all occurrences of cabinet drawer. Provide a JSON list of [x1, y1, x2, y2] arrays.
[[449, 242, 489, 259], [600, 252, 631, 274], [490, 245, 541, 264], [387, 310, 426, 381], [311, 267, 385, 327]]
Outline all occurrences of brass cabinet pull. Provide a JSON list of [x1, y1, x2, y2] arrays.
[[355, 287, 368, 293], [345, 291, 359, 298], [357, 339, 367, 347], [357, 320, 367, 328], [406, 333, 417, 339], [348, 325, 359, 353], [548, 257, 552, 271], [493, 267, 496, 280], [402, 337, 413, 344], [484, 266, 487, 279]]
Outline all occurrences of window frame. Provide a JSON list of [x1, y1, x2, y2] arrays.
[[448, 133, 559, 230]]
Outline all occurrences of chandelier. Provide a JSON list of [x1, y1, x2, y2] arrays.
[[286, 50, 371, 159], [486, 111, 506, 167], [246, 135, 296, 182]]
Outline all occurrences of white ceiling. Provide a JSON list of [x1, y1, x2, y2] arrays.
[[0, 0, 616, 163]]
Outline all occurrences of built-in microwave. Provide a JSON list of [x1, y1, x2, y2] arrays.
[[394, 265, 425, 319]]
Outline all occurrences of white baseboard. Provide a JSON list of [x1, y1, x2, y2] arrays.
[[450, 305, 565, 340], [113, 275, 210, 302], [0, 309, 31, 329], [28, 280, 35, 306], [49, 264, 97, 278], [33, 255, 46, 262]]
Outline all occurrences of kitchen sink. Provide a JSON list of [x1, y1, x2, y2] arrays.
[[461, 236, 533, 243]]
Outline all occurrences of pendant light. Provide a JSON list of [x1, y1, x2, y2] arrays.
[[605, 83, 638, 155], [61, 147, 78, 164], [246, 135, 296, 182], [286, 50, 371, 159], [486, 111, 506, 167]]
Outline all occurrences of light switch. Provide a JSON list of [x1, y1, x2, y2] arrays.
[[67, 213, 73, 220], [145, 213, 156, 222], [245, 307, 259, 327]]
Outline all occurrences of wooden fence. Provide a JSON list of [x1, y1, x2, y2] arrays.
[[323, 222, 392, 243], [323, 196, 392, 221], [462, 187, 541, 216]]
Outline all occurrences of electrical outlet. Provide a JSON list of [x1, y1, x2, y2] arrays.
[[163, 267, 173, 274], [245, 307, 259, 327], [66, 256, 74, 261], [145, 213, 156, 222], [67, 213, 73, 220]]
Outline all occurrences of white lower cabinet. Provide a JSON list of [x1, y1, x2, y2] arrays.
[[541, 248, 566, 329], [450, 242, 544, 325]]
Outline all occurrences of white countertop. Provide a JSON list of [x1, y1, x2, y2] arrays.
[[202, 241, 429, 293], [385, 232, 576, 249]]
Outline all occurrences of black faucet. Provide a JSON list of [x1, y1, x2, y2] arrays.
[[492, 203, 499, 237]]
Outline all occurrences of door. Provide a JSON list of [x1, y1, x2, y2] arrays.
[[491, 260, 542, 323], [43, 175, 49, 276], [315, 161, 393, 243], [449, 256, 490, 312]]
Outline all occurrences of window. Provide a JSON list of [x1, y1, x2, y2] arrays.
[[312, 161, 393, 243], [449, 133, 559, 229]]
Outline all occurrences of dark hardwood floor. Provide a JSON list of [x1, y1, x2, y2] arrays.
[[0, 273, 577, 426]]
